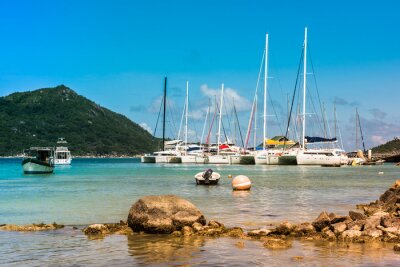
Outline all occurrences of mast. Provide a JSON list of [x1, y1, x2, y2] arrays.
[[254, 94, 257, 149], [334, 101, 337, 138], [185, 81, 189, 154], [217, 83, 224, 155], [263, 33, 269, 151], [200, 98, 210, 146], [301, 27, 308, 150], [356, 108, 359, 151], [162, 77, 167, 151]]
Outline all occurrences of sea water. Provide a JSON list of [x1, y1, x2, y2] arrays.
[[1, 158, 400, 266]]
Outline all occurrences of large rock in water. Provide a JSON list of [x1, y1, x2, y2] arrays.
[[127, 195, 206, 234]]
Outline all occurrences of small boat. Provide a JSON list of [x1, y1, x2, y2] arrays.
[[194, 169, 220, 185], [22, 147, 55, 174], [54, 138, 72, 165]]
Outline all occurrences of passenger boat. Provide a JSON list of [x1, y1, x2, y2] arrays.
[[54, 138, 72, 165], [22, 147, 55, 174]]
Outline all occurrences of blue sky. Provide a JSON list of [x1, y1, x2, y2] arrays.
[[0, 0, 399, 150]]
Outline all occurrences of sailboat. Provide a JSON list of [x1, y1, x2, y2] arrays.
[[208, 83, 230, 164], [179, 81, 207, 164], [295, 28, 342, 166]]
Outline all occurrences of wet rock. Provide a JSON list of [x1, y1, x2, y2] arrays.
[[247, 229, 272, 237], [223, 227, 245, 238], [363, 229, 383, 238], [321, 227, 336, 240], [171, 230, 182, 237], [312, 212, 331, 232], [0, 223, 64, 232], [349, 211, 367, 221], [347, 220, 365, 231], [364, 213, 385, 231], [294, 222, 316, 236], [83, 224, 109, 235], [127, 195, 206, 234], [341, 230, 362, 240], [394, 244, 400, 252], [377, 225, 400, 236], [208, 220, 223, 229], [331, 222, 347, 235], [263, 237, 292, 249], [274, 221, 293, 235], [181, 226, 194, 236], [192, 222, 204, 232]]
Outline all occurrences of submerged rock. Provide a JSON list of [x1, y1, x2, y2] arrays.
[[127, 195, 206, 234], [0, 222, 64, 231], [83, 221, 133, 236], [263, 237, 292, 249]]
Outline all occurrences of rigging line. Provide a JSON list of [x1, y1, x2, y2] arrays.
[[206, 97, 217, 145], [283, 48, 304, 151], [216, 101, 228, 143], [308, 45, 328, 137], [167, 100, 178, 140], [177, 101, 186, 140], [153, 95, 164, 137], [222, 95, 233, 140], [233, 103, 245, 147], [188, 101, 201, 142], [357, 112, 367, 152], [245, 49, 265, 150], [267, 90, 284, 135]]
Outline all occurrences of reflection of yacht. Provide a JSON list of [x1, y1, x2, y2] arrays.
[[22, 147, 55, 174], [54, 138, 72, 165]]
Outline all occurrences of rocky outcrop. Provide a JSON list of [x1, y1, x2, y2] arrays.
[[127, 195, 206, 234], [0, 222, 64, 231], [83, 221, 133, 236]]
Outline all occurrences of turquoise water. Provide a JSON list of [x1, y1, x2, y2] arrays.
[[1, 158, 400, 266]]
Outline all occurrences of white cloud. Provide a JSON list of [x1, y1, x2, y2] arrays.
[[200, 84, 252, 112], [139, 122, 152, 134], [371, 135, 385, 146]]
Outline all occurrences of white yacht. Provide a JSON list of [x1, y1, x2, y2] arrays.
[[54, 138, 72, 165]]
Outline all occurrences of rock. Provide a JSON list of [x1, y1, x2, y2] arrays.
[[192, 222, 204, 232], [171, 231, 182, 237], [364, 212, 388, 231], [331, 222, 347, 235], [83, 224, 109, 235], [291, 256, 304, 261], [347, 220, 365, 231], [274, 221, 293, 235], [377, 225, 400, 236], [349, 211, 367, 221], [329, 213, 349, 224], [0, 223, 64, 232], [127, 195, 206, 234], [181, 226, 194, 236], [263, 237, 292, 249], [294, 222, 316, 236], [321, 227, 336, 240], [390, 180, 400, 190], [208, 220, 223, 229], [382, 217, 400, 229], [341, 230, 362, 239], [312, 212, 331, 232], [394, 244, 400, 252], [247, 229, 272, 237], [223, 227, 245, 238], [235, 241, 245, 249], [363, 229, 383, 238]]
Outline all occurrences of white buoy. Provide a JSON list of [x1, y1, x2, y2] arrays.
[[379, 172, 384, 175], [232, 175, 252, 191]]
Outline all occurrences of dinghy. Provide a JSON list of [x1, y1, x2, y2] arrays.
[[194, 169, 220, 185]]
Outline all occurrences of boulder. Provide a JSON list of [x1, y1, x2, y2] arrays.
[[208, 220, 224, 229], [274, 221, 293, 235], [181, 226, 194, 236], [341, 230, 362, 239], [363, 229, 383, 238], [364, 212, 388, 231], [127, 195, 206, 234], [347, 220, 365, 231], [247, 229, 272, 237], [83, 224, 109, 235], [312, 212, 331, 232], [382, 217, 400, 229], [394, 244, 400, 252], [192, 222, 204, 232], [321, 227, 336, 240], [329, 213, 350, 224], [349, 211, 367, 221], [331, 222, 347, 235], [294, 222, 316, 236]]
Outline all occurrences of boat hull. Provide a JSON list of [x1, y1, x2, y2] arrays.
[[278, 155, 297, 165], [54, 158, 72, 165], [296, 154, 341, 166], [141, 155, 156, 163], [229, 155, 241, 164], [155, 156, 182, 163], [208, 155, 229, 164], [22, 158, 54, 174], [194, 172, 220, 185]]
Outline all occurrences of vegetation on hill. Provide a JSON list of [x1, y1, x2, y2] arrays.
[[0, 85, 159, 156], [371, 138, 400, 154]]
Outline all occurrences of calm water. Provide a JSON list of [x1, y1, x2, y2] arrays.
[[1, 158, 400, 266]]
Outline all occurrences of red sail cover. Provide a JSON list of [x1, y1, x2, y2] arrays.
[[219, 144, 230, 150]]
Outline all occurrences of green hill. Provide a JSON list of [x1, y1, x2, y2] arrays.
[[0, 85, 158, 156], [371, 138, 400, 154]]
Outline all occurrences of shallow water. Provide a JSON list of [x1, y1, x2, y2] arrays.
[[1, 158, 400, 265]]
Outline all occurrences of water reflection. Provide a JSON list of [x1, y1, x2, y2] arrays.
[[127, 234, 206, 266]]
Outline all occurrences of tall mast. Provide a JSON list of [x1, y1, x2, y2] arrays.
[[263, 33, 269, 151], [355, 108, 359, 151], [185, 81, 189, 154], [217, 83, 224, 155], [162, 77, 167, 151], [334, 101, 337, 138], [301, 27, 308, 150]]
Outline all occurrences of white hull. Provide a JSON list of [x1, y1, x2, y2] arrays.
[[296, 153, 341, 166], [255, 152, 280, 165], [208, 155, 229, 164], [23, 162, 54, 174], [141, 155, 155, 163], [181, 155, 207, 164], [54, 158, 72, 165], [229, 155, 241, 164], [155, 156, 182, 163]]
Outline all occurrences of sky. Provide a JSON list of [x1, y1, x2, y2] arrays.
[[0, 0, 399, 150]]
